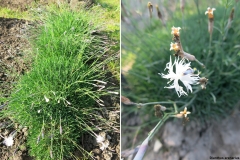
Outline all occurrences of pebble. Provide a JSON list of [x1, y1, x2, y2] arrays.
[[153, 139, 162, 152]]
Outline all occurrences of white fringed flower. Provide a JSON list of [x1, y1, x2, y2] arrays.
[[159, 56, 200, 97]]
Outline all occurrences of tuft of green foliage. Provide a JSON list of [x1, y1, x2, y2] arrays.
[[122, 1, 240, 121], [4, 5, 115, 160]]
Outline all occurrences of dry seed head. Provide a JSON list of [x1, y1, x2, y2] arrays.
[[155, 110, 163, 118], [154, 105, 163, 118], [154, 104, 166, 111], [171, 26, 181, 37], [180, 0, 185, 13], [230, 8, 234, 20], [155, 5, 162, 19], [121, 96, 134, 105], [227, 8, 235, 29], [199, 77, 208, 89], [170, 42, 180, 52], [154, 105, 161, 111]]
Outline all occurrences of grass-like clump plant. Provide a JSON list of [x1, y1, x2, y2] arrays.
[[3, 4, 117, 160], [121, 0, 240, 159]]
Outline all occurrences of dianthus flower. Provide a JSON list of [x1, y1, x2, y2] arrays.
[[159, 56, 200, 97]]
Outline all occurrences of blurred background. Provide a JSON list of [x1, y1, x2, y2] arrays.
[[121, 0, 240, 159]]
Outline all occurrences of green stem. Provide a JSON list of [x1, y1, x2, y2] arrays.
[[195, 58, 205, 68], [130, 101, 186, 107], [181, 9, 185, 28], [206, 33, 212, 66], [148, 114, 170, 140]]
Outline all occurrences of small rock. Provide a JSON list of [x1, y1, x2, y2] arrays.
[[153, 139, 162, 152], [107, 134, 111, 140]]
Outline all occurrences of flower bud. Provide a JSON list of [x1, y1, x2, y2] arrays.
[[147, 2, 153, 18], [205, 7, 216, 35]]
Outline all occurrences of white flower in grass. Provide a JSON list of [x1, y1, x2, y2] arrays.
[[3, 135, 14, 147], [96, 132, 109, 151], [99, 140, 109, 151], [96, 135, 105, 143], [159, 56, 200, 97]]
